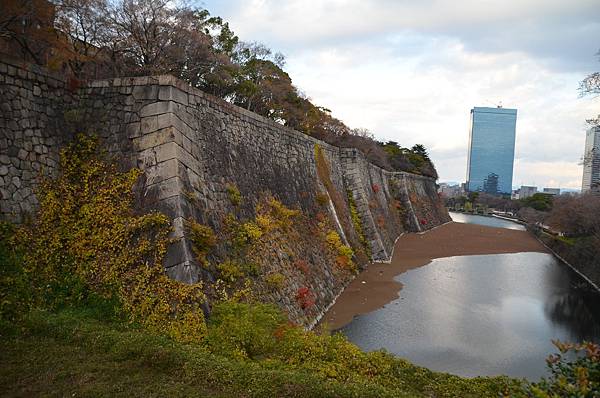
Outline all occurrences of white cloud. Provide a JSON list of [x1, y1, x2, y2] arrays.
[[204, 0, 600, 189]]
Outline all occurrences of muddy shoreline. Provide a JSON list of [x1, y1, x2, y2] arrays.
[[322, 221, 547, 330]]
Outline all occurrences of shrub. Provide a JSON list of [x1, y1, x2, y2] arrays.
[[347, 190, 370, 257], [315, 212, 328, 223], [216, 260, 245, 283], [240, 221, 264, 242], [187, 220, 216, 265], [14, 134, 207, 343], [294, 259, 310, 275], [265, 272, 285, 289], [316, 192, 329, 206], [0, 222, 30, 323], [206, 301, 287, 360], [522, 340, 600, 397], [325, 230, 355, 271], [257, 197, 301, 230], [296, 287, 315, 310], [202, 301, 516, 397], [226, 183, 242, 206]]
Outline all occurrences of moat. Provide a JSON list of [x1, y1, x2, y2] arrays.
[[337, 213, 600, 380]]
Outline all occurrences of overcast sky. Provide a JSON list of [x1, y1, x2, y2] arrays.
[[202, 0, 600, 190]]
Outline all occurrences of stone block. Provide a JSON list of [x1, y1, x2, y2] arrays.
[[151, 141, 198, 173], [165, 261, 200, 284], [126, 122, 141, 139], [140, 116, 158, 135], [11, 176, 21, 189], [139, 101, 176, 117], [152, 141, 178, 163], [132, 85, 158, 100], [143, 158, 180, 186], [158, 86, 188, 105], [136, 147, 157, 169], [133, 127, 178, 152], [11, 190, 22, 201], [144, 175, 182, 201]]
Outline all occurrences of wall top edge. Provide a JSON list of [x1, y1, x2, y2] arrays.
[[0, 53, 68, 83], [85, 73, 438, 182], [0, 56, 438, 183]]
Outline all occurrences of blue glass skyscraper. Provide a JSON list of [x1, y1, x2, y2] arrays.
[[466, 107, 517, 194]]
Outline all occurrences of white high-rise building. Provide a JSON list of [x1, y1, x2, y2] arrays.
[[582, 126, 600, 193]]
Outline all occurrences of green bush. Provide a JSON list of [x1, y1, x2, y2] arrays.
[[347, 190, 370, 257], [325, 230, 355, 271], [316, 192, 329, 206], [205, 301, 287, 360], [265, 272, 285, 289], [203, 301, 518, 397]]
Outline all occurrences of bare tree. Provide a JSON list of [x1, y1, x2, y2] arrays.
[[546, 193, 600, 237]]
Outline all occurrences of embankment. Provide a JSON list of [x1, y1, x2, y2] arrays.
[[0, 55, 450, 326], [537, 232, 600, 291]]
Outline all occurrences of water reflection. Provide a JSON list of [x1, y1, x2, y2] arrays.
[[450, 212, 526, 231], [341, 252, 600, 380], [545, 289, 600, 342]]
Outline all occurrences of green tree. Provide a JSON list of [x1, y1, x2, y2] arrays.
[[521, 193, 553, 212]]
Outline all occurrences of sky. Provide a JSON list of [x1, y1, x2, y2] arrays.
[[202, 0, 600, 190]]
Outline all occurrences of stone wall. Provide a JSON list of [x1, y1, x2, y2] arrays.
[[0, 56, 450, 326], [0, 57, 75, 221]]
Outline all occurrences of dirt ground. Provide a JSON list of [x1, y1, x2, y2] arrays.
[[321, 221, 547, 330]]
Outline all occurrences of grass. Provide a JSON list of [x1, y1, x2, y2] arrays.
[[0, 310, 397, 398], [0, 307, 520, 398]]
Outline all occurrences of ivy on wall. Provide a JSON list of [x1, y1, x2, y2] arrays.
[[13, 134, 208, 342]]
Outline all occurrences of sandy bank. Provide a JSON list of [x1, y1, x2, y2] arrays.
[[322, 221, 547, 330]]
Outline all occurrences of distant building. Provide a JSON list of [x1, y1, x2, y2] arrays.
[[519, 185, 538, 199], [438, 183, 465, 198], [466, 106, 517, 194], [582, 126, 600, 193], [511, 189, 520, 200], [542, 188, 560, 196]]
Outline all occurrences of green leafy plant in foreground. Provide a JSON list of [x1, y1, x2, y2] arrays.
[[8, 134, 207, 343], [203, 301, 519, 397], [522, 340, 600, 397]]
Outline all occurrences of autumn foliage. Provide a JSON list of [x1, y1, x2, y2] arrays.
[[11, 134, 208, 342], [0, 0, 438, 178]]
